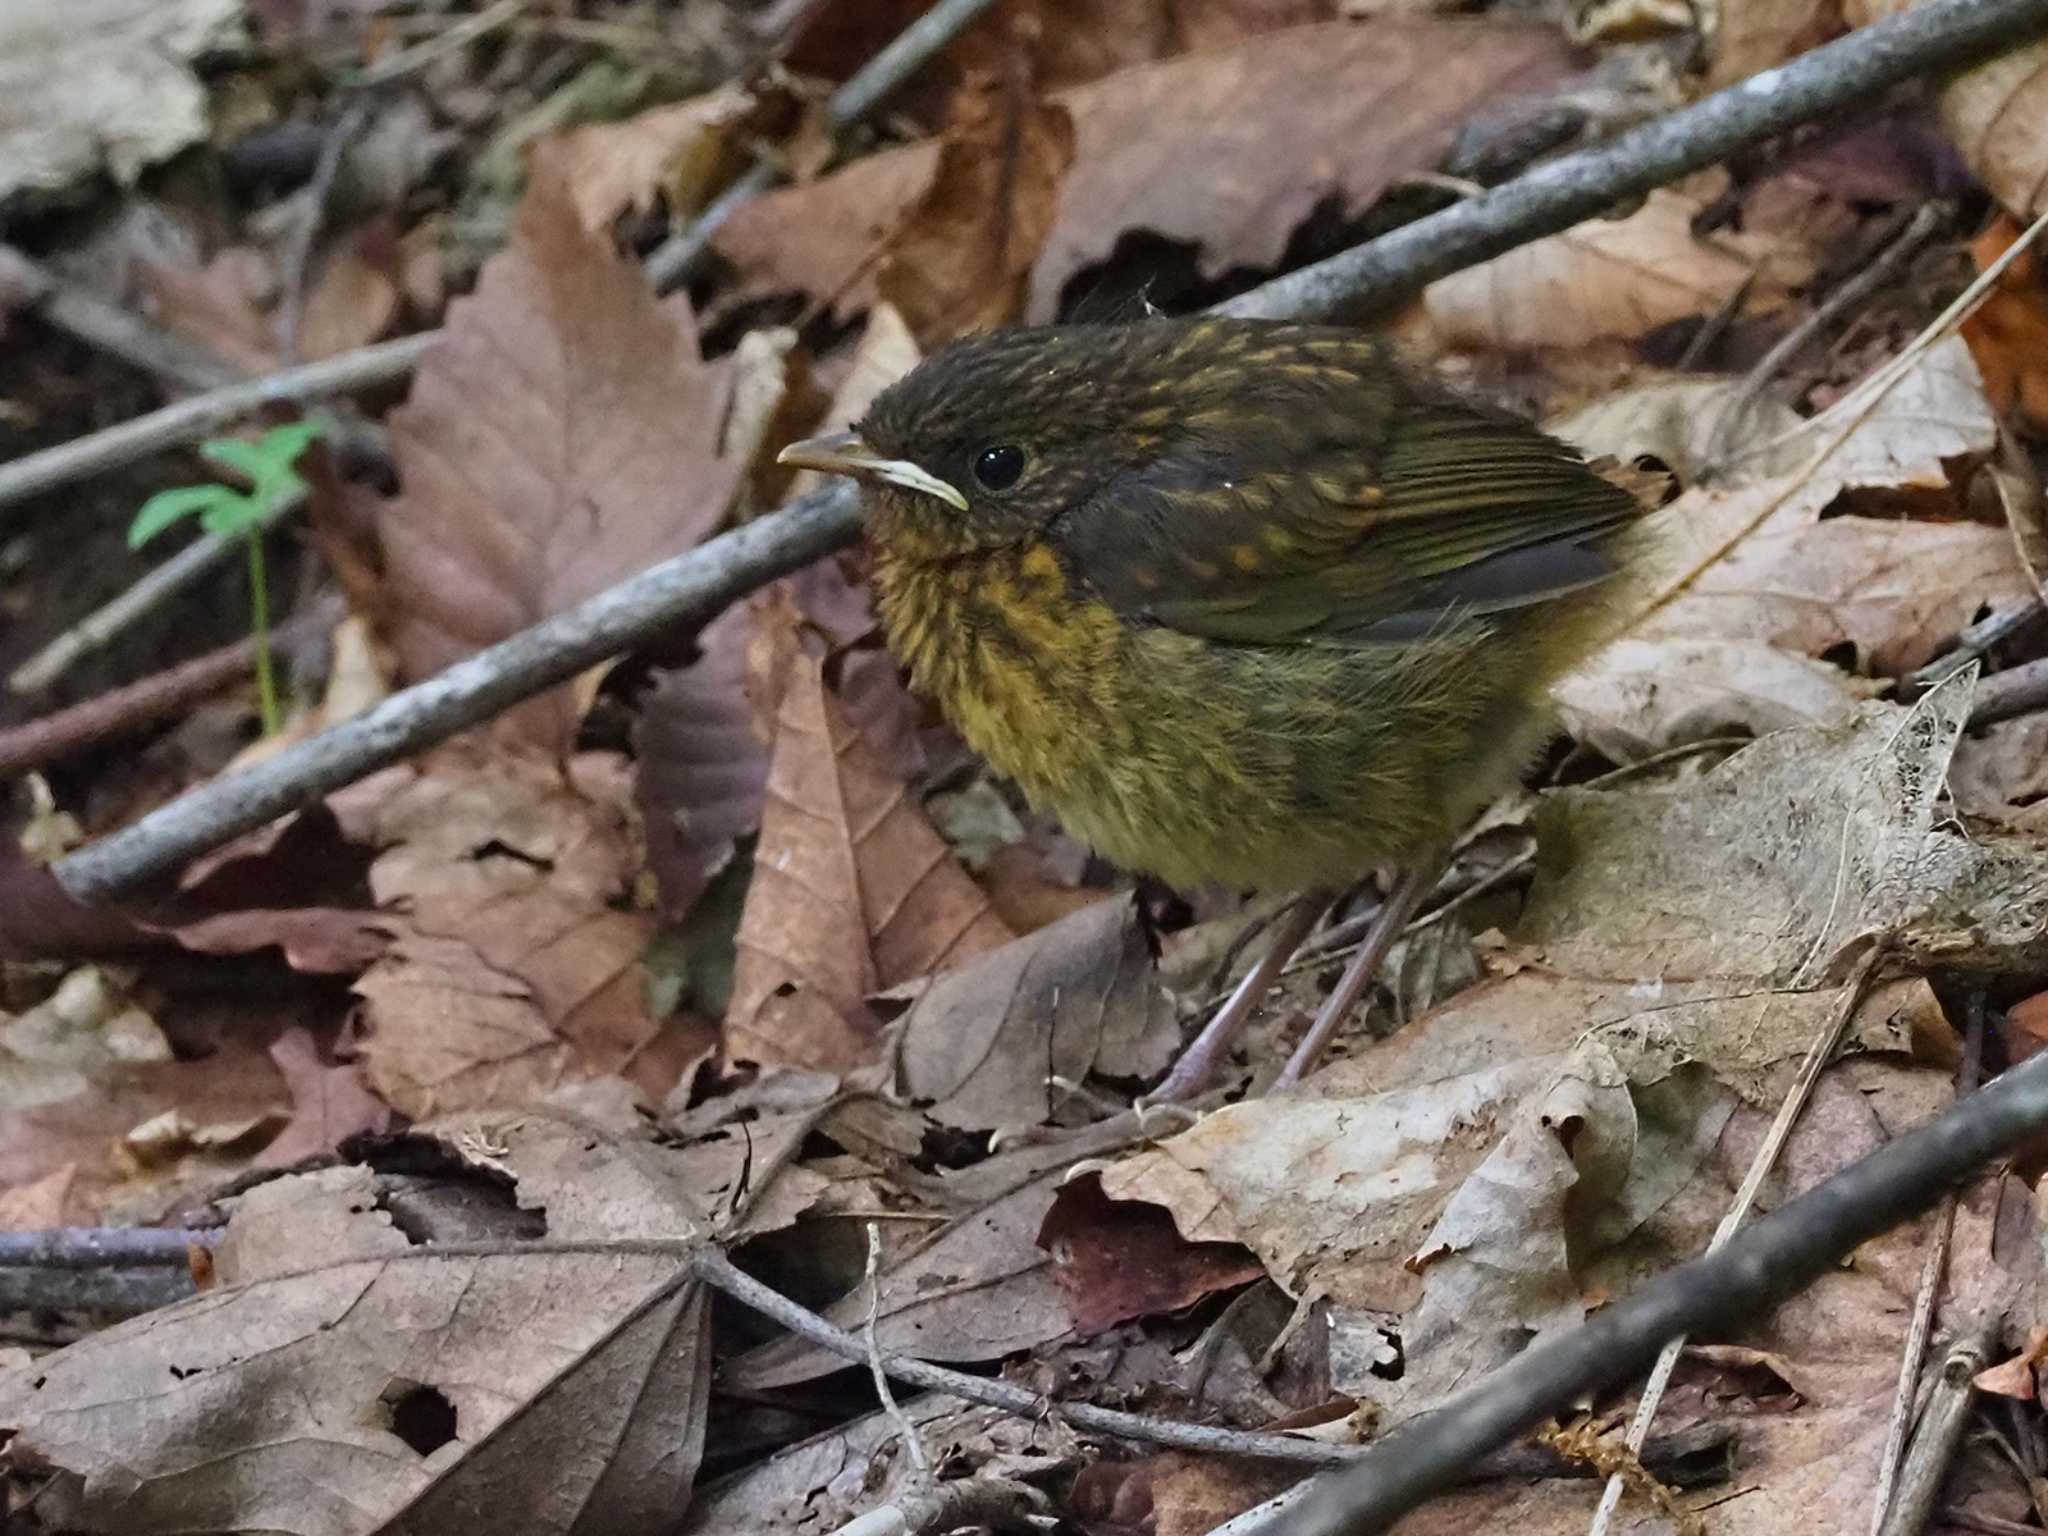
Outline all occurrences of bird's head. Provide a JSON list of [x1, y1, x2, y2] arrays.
[[778, 319, 1292, 558]]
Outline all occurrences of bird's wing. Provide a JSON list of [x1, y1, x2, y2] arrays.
[[1061, 386, 1649, 647]]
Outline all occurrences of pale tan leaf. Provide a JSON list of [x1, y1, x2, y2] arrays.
[[1422, 183, 1812, 351], [549, 83, 757, 234], [0, 0, 244, 202], [299, 231, 399, 359], [1523, 692, 1974, 983], [0, 1163, 74, 1228], [783, 303, 921, 504], [889, 894, 1178, 1131], [727, 651, 1013, 1072], [1657, 515, 2031, 675], [1556, 635, 1880, 759]]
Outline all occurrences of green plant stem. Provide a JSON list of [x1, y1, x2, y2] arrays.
[[245, 532, 279, 737]]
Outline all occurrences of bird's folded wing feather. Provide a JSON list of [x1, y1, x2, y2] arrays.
[[1064, 395, 1648, 648]]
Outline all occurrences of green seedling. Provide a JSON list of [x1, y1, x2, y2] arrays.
[[128, 419, 326, 737]]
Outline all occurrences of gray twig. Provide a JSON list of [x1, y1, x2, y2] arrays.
[[1265, 1041, 2048, 1536], [277, 104, 374, 362], [1701, 202, 1950, 482], [0, 334, 434, 514], [1217, 0, 2048, 323], [0, 1226, 216, 1267], [1964, 653, 2048, 728], [0, 593, 342, 774], [1878, 1312, 2006, 1536], [1870, 992, 1986, 1535], [55, 485, 861, 899], [688, 1245, 1358, 1466]]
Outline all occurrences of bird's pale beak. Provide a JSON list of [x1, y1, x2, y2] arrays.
[[776, 430, 969, 512]]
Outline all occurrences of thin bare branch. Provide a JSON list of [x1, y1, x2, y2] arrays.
[[1218, 0, 2048, 323], [0, 0, 1003, 519], [1268, 1041, 2048, 1536]]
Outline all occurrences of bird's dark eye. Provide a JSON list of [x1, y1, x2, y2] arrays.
[[972, 444, 1026, 491]]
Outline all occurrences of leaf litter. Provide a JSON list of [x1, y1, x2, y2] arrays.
[[9, 2, 2048, 1533]]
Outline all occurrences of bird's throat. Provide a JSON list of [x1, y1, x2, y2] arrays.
[[869, 531, 1130, 811]]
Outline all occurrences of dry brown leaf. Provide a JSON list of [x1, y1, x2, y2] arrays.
[[1380, 1065, 2006, 1536], [0, 1163, 74, 1228], [1098, 956, 1923, 1331], [1550, 376, 1809, 487], [1705, 0, 1840, 87], [1659, 515, 2031, 675], [716, 18, 1579, 321], [352, 748, 660, 1117], [298, 226, 399, 359], [635, 606, 769, 918], [255, 1025, 392, 1167], [786, 303, 922, 500], [727, 649, 1013, 1072], [784, 0, 1331, 114], [138, 246, 279, 372], [548, 83, 758, 234], [725, 1167, 1073, 1388], [376, 149, 741, 750], [1037, 1174, 1266, 1335], [0, 981, 288, 1224], [876, 53, 1075, 346], [1421, 182, 1812, 351], [889, 894, 1177, 1131], [1951, 714, 2048, 814], [1077, 1455, 1302, 1536], [1560, 336, 2001, 754], [1375, 1037, 1643, 1415], [1557, 636, 1880, 759], [0, 1115, 714, 1535]]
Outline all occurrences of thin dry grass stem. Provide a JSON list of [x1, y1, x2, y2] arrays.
[[1870, 991, 1988, 1534], [1700, 202, 1950, 480], [865, 1221, 931, 1478]]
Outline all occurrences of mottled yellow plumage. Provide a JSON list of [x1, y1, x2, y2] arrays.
[[787, 316, 1654, 894]]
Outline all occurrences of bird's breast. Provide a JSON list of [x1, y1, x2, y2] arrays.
[[871, 534, 1135, 807]]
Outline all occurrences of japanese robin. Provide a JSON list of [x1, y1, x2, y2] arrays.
[[779, 316, 1653, 1096]]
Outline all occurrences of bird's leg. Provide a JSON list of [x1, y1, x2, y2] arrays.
[[1149, 894, 1330, 1104], [1270, 856, 1442, 1091]]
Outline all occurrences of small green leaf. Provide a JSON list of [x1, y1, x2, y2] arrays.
[[199, 420, 325, 510], [129, 485, 231, 549], [198, 436, 272, 484], [196, 491, 266, 538]]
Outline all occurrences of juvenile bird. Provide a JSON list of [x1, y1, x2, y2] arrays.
[[780, 317, 1652, 1097]]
